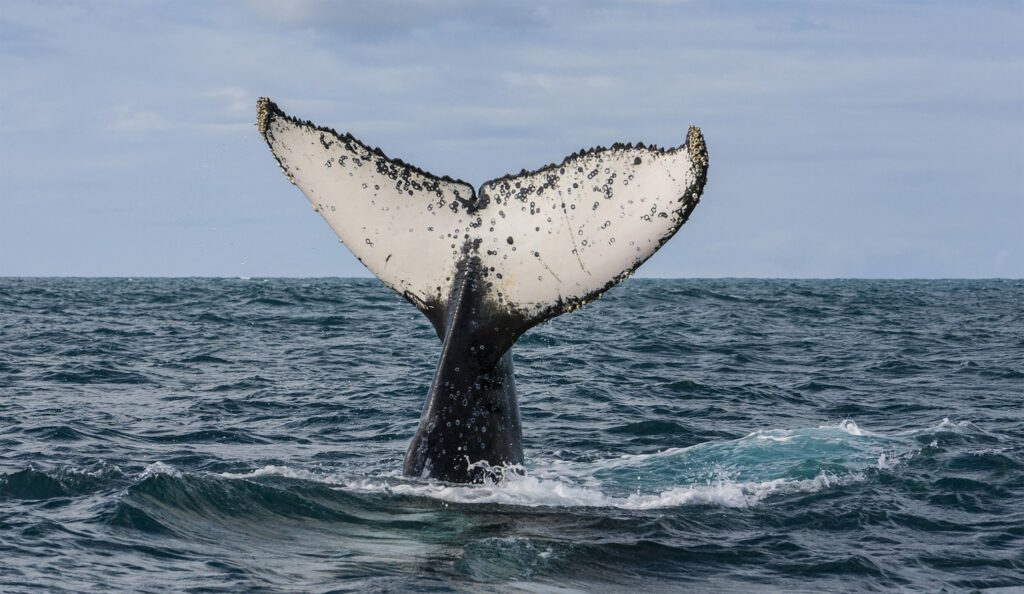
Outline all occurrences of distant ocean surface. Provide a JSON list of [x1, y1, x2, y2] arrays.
[[1, 278, 1022, 592]]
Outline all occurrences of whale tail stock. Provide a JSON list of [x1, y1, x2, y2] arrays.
[[258, 97, 709, 481]]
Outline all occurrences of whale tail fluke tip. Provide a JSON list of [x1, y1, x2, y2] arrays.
[[687, 125, 708, 167], [256, 97, 278, 138]]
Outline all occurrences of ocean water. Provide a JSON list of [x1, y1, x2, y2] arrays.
[[1, 278, 1021, 593]]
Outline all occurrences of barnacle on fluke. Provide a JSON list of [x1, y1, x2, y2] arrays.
[[258, 97, 709, 483]]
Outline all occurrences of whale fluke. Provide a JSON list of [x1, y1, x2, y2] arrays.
[[258, 97, 709, 482]]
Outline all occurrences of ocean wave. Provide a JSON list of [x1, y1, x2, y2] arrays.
[[338, 470, 859, 510], [217, 420, 911, 511], [0, 463, 126, 500]]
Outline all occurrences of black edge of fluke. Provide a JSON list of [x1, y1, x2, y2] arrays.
[[478, 126, 705, 192], [256, 96, 476, 193]]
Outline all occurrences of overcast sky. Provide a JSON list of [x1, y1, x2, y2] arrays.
[[1, 0, 1021, 278]]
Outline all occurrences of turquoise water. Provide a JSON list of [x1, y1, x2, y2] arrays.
[[1, 278, 1022, 591]]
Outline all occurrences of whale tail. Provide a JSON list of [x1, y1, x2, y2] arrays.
[[259, 97, 709, 481], [257, 97, 708, 348]]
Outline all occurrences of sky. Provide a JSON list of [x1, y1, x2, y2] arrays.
[[1, 0, 1021, 278]]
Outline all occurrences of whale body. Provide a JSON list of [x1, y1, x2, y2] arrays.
[[257, 98, 709, 483]]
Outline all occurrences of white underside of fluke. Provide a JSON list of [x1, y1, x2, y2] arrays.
[[258, 98, 707, 321]]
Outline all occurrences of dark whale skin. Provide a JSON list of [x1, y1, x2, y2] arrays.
[[403, 257, 524, 483]]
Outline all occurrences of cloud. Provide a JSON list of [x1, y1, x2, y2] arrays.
[[110, 105, 173, 132], [245, 0, 544, 39], [0, 18, 56, 56], [499, 72, 617, 94], [202, 87, 252, 118]]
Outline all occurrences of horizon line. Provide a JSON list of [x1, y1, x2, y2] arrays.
[[1, 276, 1021, 281]]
